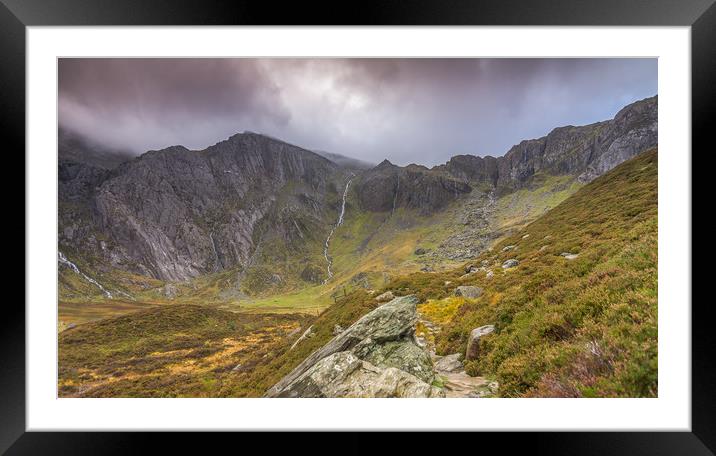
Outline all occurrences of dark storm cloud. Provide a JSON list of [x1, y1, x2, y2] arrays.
[[58, 58, 657, 166]]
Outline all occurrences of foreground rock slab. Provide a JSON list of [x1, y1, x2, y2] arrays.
[[266, 295, 443, 398]]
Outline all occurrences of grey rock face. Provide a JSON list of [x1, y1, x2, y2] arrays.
[[466, 325, 495, 361], [59, 132, 343, 282], [502, 259, 519, 269], [274, 352, 444, 398], [432, 96, 657, 191], [354, 160, 472, 214], [266, 295, 442, 398], [454, 286, 484, 299]]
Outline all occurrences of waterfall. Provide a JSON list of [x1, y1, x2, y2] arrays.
[[323, 177, 353, 283], [58, 251, 114, 298]]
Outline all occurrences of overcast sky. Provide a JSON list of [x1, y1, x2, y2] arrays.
[[59, 58, 657, 167]]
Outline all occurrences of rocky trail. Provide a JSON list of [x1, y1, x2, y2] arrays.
[[417, 312, 498, 398]]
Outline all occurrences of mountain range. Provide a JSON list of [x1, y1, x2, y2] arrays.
[[58, 95, 657, 301]]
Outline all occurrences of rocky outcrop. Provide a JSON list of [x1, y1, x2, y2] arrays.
[[433, 96, 657, 191], [265, 295, 444, 398], [354, 160, 472, 214], [60, 132, 345, 282]]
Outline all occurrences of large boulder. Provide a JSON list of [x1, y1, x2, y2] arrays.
[[454, 286, 484, 299], [265, 295, 440, 397], [353, 339, 434, 383], [274, 352, 444, 398], [465, 325, 495, 361]]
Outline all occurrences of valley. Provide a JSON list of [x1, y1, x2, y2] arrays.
[[57, 95, 658, 398]]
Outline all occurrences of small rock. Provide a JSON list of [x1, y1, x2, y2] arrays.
[[444, 281, 452, 286], [560, 252, 579, 260], [434, 353, 463, 373], [466, 325, 495, 361], [414, 248, 429, 255], [420, 265, 434, 273], [464, 264, 476, 273], [502, 259, 519, 269], [502, 245, 515, 252], [488, 381, 499, 391], [231, 363, 243, 372], [333, 324, 345, 336], [454, 286, 484, 299], [375, 291, 394, 302], [539, 245, 549, 252], [522, 234, 530, 239], [485, 270, 494, 279]]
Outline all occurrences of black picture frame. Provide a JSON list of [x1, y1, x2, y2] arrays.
[[5, 0, 711, 453]]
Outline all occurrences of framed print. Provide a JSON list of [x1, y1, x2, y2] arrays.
[[5, 0, 712, 453]]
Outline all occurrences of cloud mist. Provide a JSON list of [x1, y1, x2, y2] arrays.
[[59, 58, 657, 166]]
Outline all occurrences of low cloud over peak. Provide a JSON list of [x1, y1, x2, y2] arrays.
[[59, 58, 657, 166]]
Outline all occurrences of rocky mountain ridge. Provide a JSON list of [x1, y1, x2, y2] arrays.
[[58, 96, 657, 289]]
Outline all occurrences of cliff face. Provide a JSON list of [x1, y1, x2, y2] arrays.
[[60, 132, 345, 281], [438, 96, 657, 191], [354, 160, 473, 214]]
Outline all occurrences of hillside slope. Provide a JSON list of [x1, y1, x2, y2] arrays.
[[230, 148, 659, 397]]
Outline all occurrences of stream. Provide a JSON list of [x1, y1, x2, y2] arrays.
[[323, 177, 353, 284]]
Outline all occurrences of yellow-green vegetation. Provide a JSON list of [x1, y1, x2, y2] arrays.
[[58, 305, 309, 397], [493, 173, 583, 233], [419, 296, 467, 326]]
